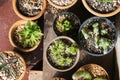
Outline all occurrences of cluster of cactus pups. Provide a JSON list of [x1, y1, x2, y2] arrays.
[[81, 22, 112, 54]]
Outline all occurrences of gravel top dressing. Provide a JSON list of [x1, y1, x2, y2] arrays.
[[0, 52, 25, 80], [87, 0, 120, 13], [51, 0, 74, 6], [17, 0, 43, 16]]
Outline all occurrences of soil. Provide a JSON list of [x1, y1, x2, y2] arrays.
[[86, 0, 120, 13], [17, 0, 43, 17], [54, 13, 80, 40], [51, 0, 74, 6], [79, 18, 116, 54], [47, 39, 78, 70], [0, 52, 24, 80]]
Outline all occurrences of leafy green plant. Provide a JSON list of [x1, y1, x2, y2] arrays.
[[48, 40, 78, 67], [57, 20, 72, 31], [17, 21, 43, 48]]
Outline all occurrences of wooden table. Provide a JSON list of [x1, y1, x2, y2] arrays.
[[0, 0, 43, 80], [43, 0, 120, 80]]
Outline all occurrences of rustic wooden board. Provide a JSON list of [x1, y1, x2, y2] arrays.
[[43, 0, 119, 80]]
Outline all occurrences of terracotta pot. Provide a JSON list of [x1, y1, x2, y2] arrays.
[[12, 0, 46, 20], [45, 36, 80, 72], [47, 0, 77, 9], [9, 20, 42, 52], [82, 0, 120, 17], [0, 51, 26, 80], [50, 77, 66, 80], [72, 64, 110, 80]]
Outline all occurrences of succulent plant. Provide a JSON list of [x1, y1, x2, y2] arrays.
[[57, 19, 72, 31], [72, 70, 92, 80], [81, 22, 113, 54], [16, 21, 43, 48], [48, 40, 78, 67]]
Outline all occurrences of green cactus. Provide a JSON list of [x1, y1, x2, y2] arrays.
[[81, 29, 89, 39]]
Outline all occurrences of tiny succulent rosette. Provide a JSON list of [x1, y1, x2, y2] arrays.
[[46, 36, 80, 72]]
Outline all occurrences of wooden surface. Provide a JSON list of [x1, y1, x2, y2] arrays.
[[0, 0, 43, 80], [43, 0, 119, 80]]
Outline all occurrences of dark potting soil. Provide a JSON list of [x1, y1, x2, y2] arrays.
[[79, 18, 116, 54], [86, 0, 120, 13], [54, 13, 80, 39], [17, 0, 43, 17]]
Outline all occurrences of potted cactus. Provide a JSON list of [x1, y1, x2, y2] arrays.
[[9, 20, 43, 52], [47, 0, 78, 9], [72, 64, 110, 80], [0, 51, 26, 80], [78, 17, 117, 56], [12, 0, 46, 20], [53, 12, 80, 39], [82, 0, 120, 17], [45, 36, 80, 72]]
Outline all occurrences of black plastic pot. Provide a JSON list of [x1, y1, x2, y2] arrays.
[[53, 12, 81, 40], [78, 16, 118, 56]]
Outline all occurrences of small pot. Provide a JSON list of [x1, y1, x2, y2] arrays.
[[47, 0, 77, 9], [78, 17, 117, 56], [72, 64, 110, 80], [53, 12, 81, 39], [45, 36, 80, 72], [9, 20, 42, 52], [82, 0, 120, 17], [0, 51, 26, 80], [12, 0, 46, 20]]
